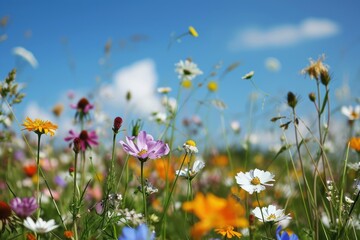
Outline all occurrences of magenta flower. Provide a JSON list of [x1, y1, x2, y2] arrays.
[[70, 97, 94, 114], [70, 97, 94, 122], [10, 197, 38, 219], [120, 130, 170, 162], [65, 130, 98, 151]]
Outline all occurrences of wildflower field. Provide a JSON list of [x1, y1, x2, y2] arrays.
[[1, 12, 360, 240]]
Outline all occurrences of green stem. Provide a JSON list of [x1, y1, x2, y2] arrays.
[[160, 153, 188, 226], [140, 161, 148, 224], [255, 192, 270, 238], [36, 133, 42, 219], [73, 151, 79, 240]]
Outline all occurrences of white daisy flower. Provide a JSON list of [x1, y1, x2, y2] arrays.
[[347, 162, 360, 171], [157, 87, 172, 94], [23, 217, 59, 234], [242, 71, 254, 80], [183, 140, 198, 154], [252, 205, 291, 223], [341, 105, 360, 120], [235, 168, 275, 194], [175, 59, 203, 80], [176, 158, 205, 180], [230, 120, 241, 134]]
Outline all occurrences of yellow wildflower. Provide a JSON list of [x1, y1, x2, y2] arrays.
[[22, 117, 58, 136], [181, 79, 192, 88], [215, 226, 242, 239], [188, 26, 199, 37], [207, 81, 218, 92]]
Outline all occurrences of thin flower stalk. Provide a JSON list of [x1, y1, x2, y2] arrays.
[[291, 108, 318, 237], [255, 192, 270, 238], [140, 161, 148, 224], [72, 138, 80, 240], [160, 152, 188, 228], [36, 133, 41, 219]]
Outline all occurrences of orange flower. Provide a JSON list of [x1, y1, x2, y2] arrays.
[[153, 158, 175, 182], [349, 137, 360, 152], [23, 164, 37, 177], [211, 154, 228, 167], [215, 225, 242, 239], [64, 230, 74, 239], [52, 103, 64, 117], [26, 233, 36, 240], [183, 193, 248, 239], [22, 117, 58, 136]]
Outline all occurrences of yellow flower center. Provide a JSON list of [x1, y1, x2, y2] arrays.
[[185, 140, 196, 147], [207, 81, 218, 92], [267, 213, 276, 221], [138, 149, 147, 157], [351, 111, 359, 119], [250, 177, 261, 185]]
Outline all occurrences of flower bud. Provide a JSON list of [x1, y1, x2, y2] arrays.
[[287, 91, 298, 109], [73, 137, 81, 153], [320, 70, 331, 86], [131, 119, 142, 137], [309, 92, 316, 102], [112, 116, 123, 134]]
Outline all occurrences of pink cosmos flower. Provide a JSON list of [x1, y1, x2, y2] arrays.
[[120, 130, 170, 162]]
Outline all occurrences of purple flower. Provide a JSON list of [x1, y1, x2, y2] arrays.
[[10, 197, 38, 218], [118, 224, 155, 240], [276, 225, 298, 240], [65, 130, 98, 151], [70, 97, 94, 122], [54, 175, 67, 187], [120, 131, 170, 162], [70, 97, 94, 114]]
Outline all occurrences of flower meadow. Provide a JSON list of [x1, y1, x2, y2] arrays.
[[1, 27, 360, 240]]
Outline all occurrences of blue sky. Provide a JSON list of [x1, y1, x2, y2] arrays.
[[1, 1, 360, 148]]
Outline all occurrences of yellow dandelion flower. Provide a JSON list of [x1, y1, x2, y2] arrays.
[[22, 117, 58, 136], [215, 226, 242, 239], [207, 81, 218, 92], [181, 79, 192, 88], [188, 26, 199, 37], [349, 137, 360, 152]]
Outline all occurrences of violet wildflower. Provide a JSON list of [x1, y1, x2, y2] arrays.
[[65, 130, 98, 151], [10, 197, 38, 219], [120, 130, 170, 162]]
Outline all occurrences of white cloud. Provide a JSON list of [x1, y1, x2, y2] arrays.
[[24, 102, 54, 122], [228, 18, 339, 50], [99, 59, 163, 116], [12, 46, 39, 68]]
